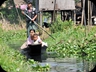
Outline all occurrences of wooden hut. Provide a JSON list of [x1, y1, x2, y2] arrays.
[[80, 0, 96, 25], [37, 0, 75, 25], [14, 0, 75, 25]]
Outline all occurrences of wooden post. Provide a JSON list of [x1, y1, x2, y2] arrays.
[[61, 10, 65, 21], [40, 11, 43, 27], [61, 10, 63, 21], [88, 0, 92, 25], [35, 0, 39, 23], [81, 0, 87, 25], [81, 0, 87, 37], [89, 1, 92, 26], [53, 0, 56, 22], [81, 0, 85, 25], [84, 0, 87, 37], [88, 0, 92, 33], [88, 0, 90, 26], [51, 11, 54, 23], [81, 0, 83, 25], [74, 10, 76, 25], [88, 0, 91, 34]]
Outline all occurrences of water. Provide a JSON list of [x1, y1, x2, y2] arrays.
[[9, 40, 96, 72], [31, 52, 96, 72]]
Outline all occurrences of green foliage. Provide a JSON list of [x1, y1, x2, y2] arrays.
[[0, 29, 26, 43], [0, 43, 33, 72], [0, 19, 96, 72], [50, 17, 73, 33], [0, 26, 50, 72], [45, 24, 96, 61], [0, 0, 25, 24]]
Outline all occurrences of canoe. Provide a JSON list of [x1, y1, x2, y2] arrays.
[[20, 43, 47, 62]]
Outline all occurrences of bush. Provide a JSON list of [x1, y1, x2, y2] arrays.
[[50, 17, 73, 33]]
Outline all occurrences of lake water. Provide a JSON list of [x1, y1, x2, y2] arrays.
[[8, 40, 96, 72], [32, 52, 96, 72]]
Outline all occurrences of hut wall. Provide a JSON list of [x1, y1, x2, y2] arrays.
[[39, 0, 75, 11]]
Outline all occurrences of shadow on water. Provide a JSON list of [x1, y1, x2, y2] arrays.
[[7, 40, 96, 72]]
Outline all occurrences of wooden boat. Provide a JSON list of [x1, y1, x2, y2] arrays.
[[20, 42, 47, 62], [27, 44, 42, 56]]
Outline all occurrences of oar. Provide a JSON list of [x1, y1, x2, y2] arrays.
[[23, 12, 56, 40]]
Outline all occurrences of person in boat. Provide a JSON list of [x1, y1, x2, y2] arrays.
[[27, 29, 42, 45], [20, 29, 47, 49], [20, 29, 47, 59], [32, 33, 48, 47], [32, 33, 42, 44], [27, 29, 47, 46]]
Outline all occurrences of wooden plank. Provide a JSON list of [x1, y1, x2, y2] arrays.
[[39, 0, 75, 11], [39, 0, 54, 11], [56, 0, 75, 10]]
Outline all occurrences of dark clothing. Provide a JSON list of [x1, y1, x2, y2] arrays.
[[26, 21, 37, 37], [24, 7, 37, 37], [24, 7, 37, 23]]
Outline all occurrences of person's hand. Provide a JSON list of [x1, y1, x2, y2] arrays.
[[21, 11, 24, 15], [16, 4, 19, 8], [31, 18, 34, 21]]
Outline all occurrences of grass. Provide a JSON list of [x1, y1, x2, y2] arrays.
[[0, 27, 34, 72], [0, 25, 50, 72], [0, 22, 96, 72]]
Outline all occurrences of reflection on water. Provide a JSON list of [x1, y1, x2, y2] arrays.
[[35, 52, 96, 72]]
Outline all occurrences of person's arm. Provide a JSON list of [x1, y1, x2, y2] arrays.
[[31, 15, 37, 21], [38, 36, 48, 47], [27, 36, 33, 45], [36, 36, 42, 44], [21, 10, 25, 15], [31, 7, 38, 21]]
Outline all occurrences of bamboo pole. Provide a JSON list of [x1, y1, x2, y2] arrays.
[[23, 11, 56, 40]]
